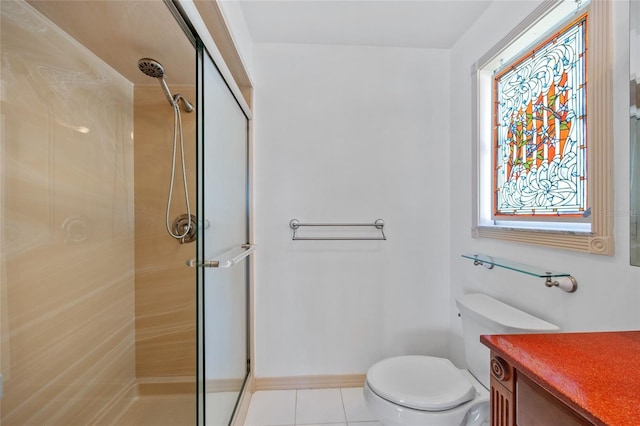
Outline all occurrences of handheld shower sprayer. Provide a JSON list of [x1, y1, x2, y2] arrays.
[[137, 57, 195, 242], [137, 58, 193, 112]]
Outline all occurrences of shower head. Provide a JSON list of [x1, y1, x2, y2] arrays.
[[138, 58, 166, 78], [138, 57, 176, 108], [137, 57, 194, 113]]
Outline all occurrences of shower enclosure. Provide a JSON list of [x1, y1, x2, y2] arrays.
[[0, 1, 251, 424]]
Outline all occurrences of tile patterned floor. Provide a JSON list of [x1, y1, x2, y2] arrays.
[[243, 387, 382, 426]]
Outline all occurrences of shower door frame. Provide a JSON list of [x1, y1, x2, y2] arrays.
[[194, 41, 253, 425], [162, 2, 255, 423]]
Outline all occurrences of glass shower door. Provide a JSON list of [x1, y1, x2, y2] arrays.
[[197, 47, 250, 425]]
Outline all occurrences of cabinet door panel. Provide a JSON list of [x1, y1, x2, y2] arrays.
[[516, 375, 592, 426]]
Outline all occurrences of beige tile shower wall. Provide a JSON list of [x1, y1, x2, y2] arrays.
[[0, 1, 136, 425], [134, 86, 197, 379]]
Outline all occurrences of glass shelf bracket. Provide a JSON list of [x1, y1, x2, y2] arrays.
[[461, 254, 578, 293]]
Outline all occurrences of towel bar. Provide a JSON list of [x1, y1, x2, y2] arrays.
[[289, 219, 386, 241]]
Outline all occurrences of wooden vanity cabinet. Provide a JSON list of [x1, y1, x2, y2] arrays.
[[482, 331, 640, 425], [489, 352, 593, 426]]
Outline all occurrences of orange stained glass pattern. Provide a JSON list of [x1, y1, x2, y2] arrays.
[[493, 14, 587, 217]]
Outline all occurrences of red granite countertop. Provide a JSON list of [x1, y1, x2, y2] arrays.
[[481, 331, 640, 426]]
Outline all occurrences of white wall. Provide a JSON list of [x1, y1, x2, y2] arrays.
[[245, 0, 640, 379], [253, 43, 452, 377], [217, 0, 254, 77], [448, 0, 640, 367]]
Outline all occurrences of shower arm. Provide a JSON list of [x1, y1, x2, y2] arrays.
[[173, 93, 194, 113]]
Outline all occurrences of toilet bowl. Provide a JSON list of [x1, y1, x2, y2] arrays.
[[363, 293, 559, 426], [364, 356, 489, 426]]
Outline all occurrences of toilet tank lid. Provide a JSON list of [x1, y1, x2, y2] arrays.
[[455, 294, 559, 333]]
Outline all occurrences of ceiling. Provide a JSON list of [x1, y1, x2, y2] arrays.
[[28, 0, 195, 86], [238, 0, 493, 49], [25, 0, 493, 87]]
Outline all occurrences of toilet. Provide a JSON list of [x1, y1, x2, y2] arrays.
[[363, 293, 559, 426]]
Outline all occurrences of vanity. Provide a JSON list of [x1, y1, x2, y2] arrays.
[[481, 331, 640, 425]]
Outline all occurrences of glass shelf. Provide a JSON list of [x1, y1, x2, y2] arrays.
[[461, 254, 571, 278]]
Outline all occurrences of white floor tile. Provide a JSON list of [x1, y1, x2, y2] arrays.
[[206, 392, 240, 426], [340, 387, 377, 422], [296, 388, 346, 425], [347, 422, 383, 426], [303, 424, 347, 426], [244, 390, 296, 426]]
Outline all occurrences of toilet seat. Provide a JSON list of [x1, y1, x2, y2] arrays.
[[366, 355, 476, 411]]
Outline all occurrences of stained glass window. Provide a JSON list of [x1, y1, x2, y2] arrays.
[[493, 14, 587, 217]]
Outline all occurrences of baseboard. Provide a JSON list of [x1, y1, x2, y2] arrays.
[[205, 377, 246, 393], [137, 376, 196, 396], [254, 374, 366, 391]]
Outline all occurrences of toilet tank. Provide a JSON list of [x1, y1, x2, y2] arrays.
[[455, 293, 559, 389]]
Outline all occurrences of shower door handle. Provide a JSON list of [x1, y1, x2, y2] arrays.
[[186, 244, 255, 268]]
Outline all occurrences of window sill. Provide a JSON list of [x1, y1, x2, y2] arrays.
[[472, 226, 612, 255]]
